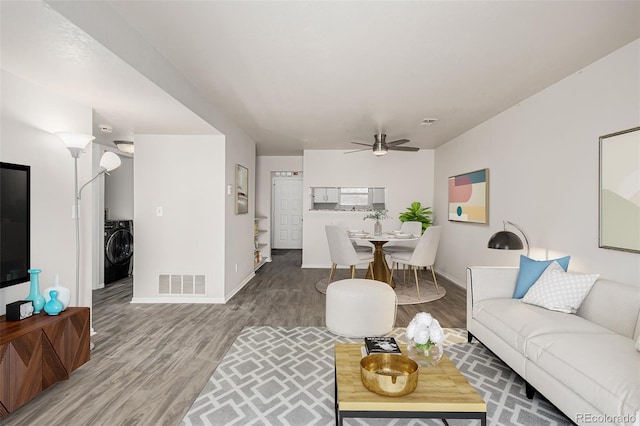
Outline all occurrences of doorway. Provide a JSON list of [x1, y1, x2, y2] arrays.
[[103, 153, 134, 286], [272, 176, 303, 249]]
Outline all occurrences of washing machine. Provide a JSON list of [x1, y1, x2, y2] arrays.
[[104, 220, 133, 284]]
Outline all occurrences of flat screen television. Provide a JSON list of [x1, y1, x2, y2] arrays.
[[0, 162, 30, 288]]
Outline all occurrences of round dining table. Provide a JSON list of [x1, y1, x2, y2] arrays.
[[348, 232, 419, 288]]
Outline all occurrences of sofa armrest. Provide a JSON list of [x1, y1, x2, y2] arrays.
[[466, 267, 519, 329]]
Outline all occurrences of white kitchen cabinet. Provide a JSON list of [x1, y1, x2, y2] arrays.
[[372, 188, 385, 204], [313, 187, 339, 203]]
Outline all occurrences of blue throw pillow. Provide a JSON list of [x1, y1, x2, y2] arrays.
[[513, 255, 571, 299]]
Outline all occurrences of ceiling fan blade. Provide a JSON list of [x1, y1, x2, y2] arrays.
[[350, 142, 373, 147], [344, 148, 370, 154], [386, 138, 410, 146], [388, 145, 419, 152]]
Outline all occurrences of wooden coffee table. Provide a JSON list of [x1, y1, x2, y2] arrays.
[[334, 343, 486, 425]]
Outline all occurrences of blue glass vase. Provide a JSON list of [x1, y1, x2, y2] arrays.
[[26, 269, 45, 314], [44, 290, 64, 316]]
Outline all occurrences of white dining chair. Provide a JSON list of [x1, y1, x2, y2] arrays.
[[333, 222, 373, 253], [383, 221, 423, 255], [387, 226, 442, 300], [325, 225, 375, 284], [353, 241, 374, 253]]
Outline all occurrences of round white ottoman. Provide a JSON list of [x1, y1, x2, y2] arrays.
[[325, 278, 397, 338]]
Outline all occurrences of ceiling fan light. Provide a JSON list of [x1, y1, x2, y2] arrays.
[[373, 143, 388, 156], [372, 138, 388, 156]]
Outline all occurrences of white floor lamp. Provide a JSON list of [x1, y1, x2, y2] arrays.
[[56, 132, 121, 306]]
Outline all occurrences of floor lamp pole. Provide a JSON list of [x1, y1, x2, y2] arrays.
[[74, 157, 80, 307], [505, 220, 530, 257], [57, 132, 113, 309]]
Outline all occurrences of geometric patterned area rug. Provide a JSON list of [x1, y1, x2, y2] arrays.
[[314, 275, 446, 305], [181, 327, 572, 426]]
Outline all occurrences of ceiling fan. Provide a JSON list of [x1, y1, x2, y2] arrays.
[[345, 134, 419, 156]]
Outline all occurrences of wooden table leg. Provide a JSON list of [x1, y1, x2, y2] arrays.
[[365, 241, 395, 288]]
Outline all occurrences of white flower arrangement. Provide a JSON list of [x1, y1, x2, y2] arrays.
[[363, 209, 389, 221], [406, 312, 444, 351]]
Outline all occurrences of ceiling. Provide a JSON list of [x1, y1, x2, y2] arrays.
[[0, 1, 218, 150], [2, 1, 639, 156]]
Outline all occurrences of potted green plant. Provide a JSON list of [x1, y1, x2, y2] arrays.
[[399, 202, 432, 233]]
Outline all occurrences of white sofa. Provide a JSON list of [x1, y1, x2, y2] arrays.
[[466, 266, 640, 426]]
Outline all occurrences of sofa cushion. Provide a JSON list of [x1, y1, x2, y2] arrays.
[[526, 332, 640, 420], [521, 261, 599, 314], [513, 255, 571, 299], [578, 278, 640, 339], [473, 298, 615, 354]]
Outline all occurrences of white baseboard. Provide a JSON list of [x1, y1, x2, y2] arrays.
[[434, 268, 466, 288], [223, 272, 255, 302], [302, 263, 466, 289], [301, 263, 368, 269], [131, 296, 226, 304], [130, 271, 256, 305]]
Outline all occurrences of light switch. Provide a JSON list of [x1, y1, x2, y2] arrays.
[[156, 206, 163, 217]]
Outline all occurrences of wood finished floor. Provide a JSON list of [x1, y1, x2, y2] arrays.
[[5, 249, 466, 426]]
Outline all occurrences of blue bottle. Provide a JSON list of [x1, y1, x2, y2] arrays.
[[26, 269, 45, 314], [44, 290, 64, 316]]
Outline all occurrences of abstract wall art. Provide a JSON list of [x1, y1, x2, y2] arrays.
[[599, 127, 639, 253], [448, 169, 489, 224]]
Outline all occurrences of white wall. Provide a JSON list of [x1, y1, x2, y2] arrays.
[[105, 155, 134, 220], [434, 39, 640, 287], [49, 1, 260, 303], [224, 128, 257, 299], [256, 156, 304, 260], [302, 149, 435, 267], [0, 70, 94, 313], [132, 134, 226, 302]]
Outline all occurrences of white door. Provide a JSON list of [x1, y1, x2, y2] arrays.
[[272, 177, 303, 249]]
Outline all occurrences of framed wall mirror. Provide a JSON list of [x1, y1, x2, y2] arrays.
[[599, 127, 640, 253], [235, 164, 249, 214]]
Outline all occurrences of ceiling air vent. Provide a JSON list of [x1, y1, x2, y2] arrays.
[[420, 118, 438, 126]]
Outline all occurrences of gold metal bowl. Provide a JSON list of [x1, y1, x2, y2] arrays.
[[360, 354, 419, 396]]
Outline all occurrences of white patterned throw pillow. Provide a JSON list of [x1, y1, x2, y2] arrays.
[[521, 261, 599, 314]]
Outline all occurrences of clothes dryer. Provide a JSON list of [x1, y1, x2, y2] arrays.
[[104, 220, 133, 284]]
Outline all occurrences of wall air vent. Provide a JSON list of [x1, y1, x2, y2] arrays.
[[158, 274, 206, 295]]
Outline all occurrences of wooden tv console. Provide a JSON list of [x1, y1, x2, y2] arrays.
[[0, 307, 90, 418]]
